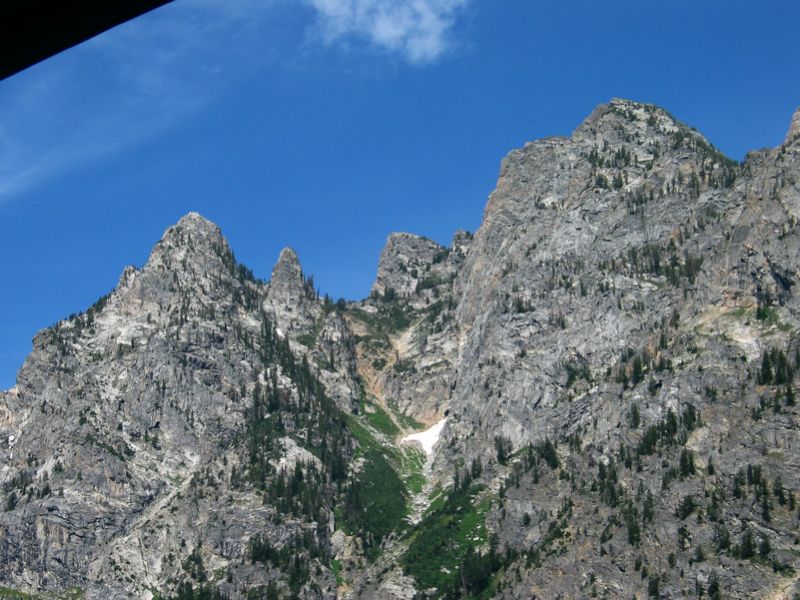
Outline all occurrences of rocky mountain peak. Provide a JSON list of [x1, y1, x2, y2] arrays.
[[267, 247, 308, 303], [371, 232, 445, 298], [264, 247, 320, 334], [383, 232, 442, 257], [271, 247, 303, 284], [165, 211, 223, 245], [177, 210, 216, 228], [146, 211, 229, 274], [573, 97, 706, 149], [92, 214, 247, 336], [484, 98, 737, 231]]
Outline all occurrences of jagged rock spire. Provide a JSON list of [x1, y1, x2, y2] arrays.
[[264, 247, 320, 335], [266, 247, 312, 308], [269, 247, 304, 291]]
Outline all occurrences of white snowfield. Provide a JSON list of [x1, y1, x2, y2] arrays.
[[401, 417, 447, 456]]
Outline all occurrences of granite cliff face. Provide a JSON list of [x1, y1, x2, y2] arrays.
[[2, 100, 800, 600]]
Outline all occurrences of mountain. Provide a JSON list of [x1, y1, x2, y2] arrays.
[[2, 99, 800, 600]]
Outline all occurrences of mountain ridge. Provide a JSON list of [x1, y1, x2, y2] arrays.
[[1, 98, 799, 600]]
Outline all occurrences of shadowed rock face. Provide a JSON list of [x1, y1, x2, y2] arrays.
[[2, 100, 800, 600]]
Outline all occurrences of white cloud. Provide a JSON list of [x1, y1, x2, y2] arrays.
[[303, 0, 469, 64], [0, 0, 469, 201]]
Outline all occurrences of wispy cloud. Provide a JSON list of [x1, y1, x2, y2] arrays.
[[0, 0, 276, 200], [0, 0, 469, 201], [303, 0, 469, 64]]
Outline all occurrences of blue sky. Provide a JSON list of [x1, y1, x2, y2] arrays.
[[1, 0, 799, 387]]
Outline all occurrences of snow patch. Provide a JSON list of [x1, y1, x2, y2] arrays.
[[401, 417, 447, 456]]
